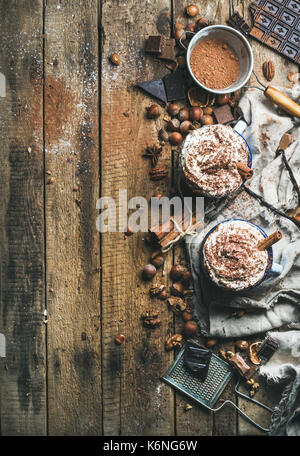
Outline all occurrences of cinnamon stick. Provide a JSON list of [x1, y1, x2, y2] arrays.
[[149, 209, 203, 248], [257, 230, 282, 251], [236, 162, 253, 180]]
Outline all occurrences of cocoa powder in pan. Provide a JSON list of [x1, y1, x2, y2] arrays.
[[190, 38, 240, 90]]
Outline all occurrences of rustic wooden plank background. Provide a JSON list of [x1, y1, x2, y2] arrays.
[[0, 0, 297, 436]]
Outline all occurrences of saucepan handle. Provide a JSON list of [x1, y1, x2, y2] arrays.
[[269, 262, 283, 275], [233, 120, 248, 135], [178, 31, 195, 50], [264, 86, 300, 119]]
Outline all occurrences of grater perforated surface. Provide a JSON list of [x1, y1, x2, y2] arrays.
[[163, 346, 234, 409]]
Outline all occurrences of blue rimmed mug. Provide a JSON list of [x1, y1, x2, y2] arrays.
[[200, 219, 283, 292]]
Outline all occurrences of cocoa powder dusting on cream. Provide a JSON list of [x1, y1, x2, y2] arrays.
[[203, 221, 269, 291], [190, 38, 240, 90]]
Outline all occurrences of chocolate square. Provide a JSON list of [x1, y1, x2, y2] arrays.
[[213, 104, 234, 124], [157, 38, 176, 62], [163, 69, 186, 101], [145, 35, 166, 54]]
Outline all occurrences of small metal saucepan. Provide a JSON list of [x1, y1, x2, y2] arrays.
[[181, 25, 300, 118]]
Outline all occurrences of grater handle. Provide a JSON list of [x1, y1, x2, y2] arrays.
[[211, 376, 273, 433], [212, 400, 271, 433]]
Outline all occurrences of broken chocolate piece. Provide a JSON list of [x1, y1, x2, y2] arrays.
[[227, 12, 251, 37], [136, 79, 167, 104], [163, 69, 186, 102], [145, 35, 166, 54], [244, 364, 259, 380], [158, 38, 176, 62], [229, 353, 251, 377], [213, 104, 234, 124], [257, 335, 279, 365], [184, 339, 212, 382]]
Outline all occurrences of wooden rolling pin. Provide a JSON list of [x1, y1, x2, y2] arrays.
[[264, 86, 300, 119]]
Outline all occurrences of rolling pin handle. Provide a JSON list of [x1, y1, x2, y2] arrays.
[[264, 86, 300, 119]]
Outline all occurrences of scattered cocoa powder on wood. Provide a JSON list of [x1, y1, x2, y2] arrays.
[[190, 38, 240, 90]]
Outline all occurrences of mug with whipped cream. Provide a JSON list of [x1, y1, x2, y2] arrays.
[[180, 124, 252, 198], [200, 219, 282, 292]]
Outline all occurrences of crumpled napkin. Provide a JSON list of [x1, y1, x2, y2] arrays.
[[185, 86, 300, 338]]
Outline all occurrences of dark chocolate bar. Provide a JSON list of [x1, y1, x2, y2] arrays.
[[249, 0, 300, 65], [145, 35, 166, 54], [257, 335, 279, 364], [227, 12, 251, 36], [213, 104, 234, 124], [184, 340, 212, 382]]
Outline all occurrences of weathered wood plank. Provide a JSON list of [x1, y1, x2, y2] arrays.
[[0, 0, 46, 436], [44, 0, 101, 435], [101, 0, 176, 436]]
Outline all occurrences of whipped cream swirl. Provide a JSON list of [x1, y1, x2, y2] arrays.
[[203, 220, 269, 291], [181, 125, 249, 197]]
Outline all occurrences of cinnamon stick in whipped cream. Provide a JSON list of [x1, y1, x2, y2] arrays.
[[236, 162, 253, 180], [257, 230, 282, 251]]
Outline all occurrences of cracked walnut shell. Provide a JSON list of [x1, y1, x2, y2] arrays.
[[167, 297, 186, 315], [165, 334, 183, 351]]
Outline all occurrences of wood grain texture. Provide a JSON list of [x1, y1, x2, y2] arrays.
[[101, 0, 176, 436], [0, 0, 46, 436], [44, 0, 101, 435]]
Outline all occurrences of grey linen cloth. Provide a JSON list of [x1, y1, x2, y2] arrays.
[[259, 331, 300, 436], [185, 86, 300, 338]]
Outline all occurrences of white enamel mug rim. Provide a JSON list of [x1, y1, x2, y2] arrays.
[[186, 25, 254, 95]]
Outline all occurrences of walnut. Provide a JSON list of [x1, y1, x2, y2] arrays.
[[167, 297, 186, 315], [165, 334, 183, 351], [149, 285, 165, 297], [235, 340, 249, 351], [141, 310, 161, 328]]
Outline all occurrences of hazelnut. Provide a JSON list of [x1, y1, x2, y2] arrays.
[[159, 129, 169, 142], [167, 103, 180, 116], [181, 271, 192, 286], [147, 104, 160, 119], [201, 115, 214, 125], [203, 107, 213, 115], [170, 264, 184, 281], [219, 349, 227, 360], [174, 22, 184, 30], [182, 309, 193, 321], [114, 333, 125, 345], [196, 18, 209, 29], [167, 118, 180, 131], [183, 320, 198, 336], [151, 255, 165, 269], [185, 4, 199, 17], [110, 53, 120, 66], [169, 132, 183, 145], [235, 340, 249, 351], [177, 55, 186, 68], [206, 339, 217, 348], [216, 94, 230, 105], [142, 264, 157, 280], [171, 282, 184, 297], [189, 107, 203, 121], [245, 379, 255, 389], [178, 108, 189, 122], [159, 289, 169, 300], [187, 23, 196, 32], [174, 29, 186, 41], [180, 120, 192, 135]]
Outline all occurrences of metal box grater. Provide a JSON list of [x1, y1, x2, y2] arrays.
[[162, 346, 233, 409]]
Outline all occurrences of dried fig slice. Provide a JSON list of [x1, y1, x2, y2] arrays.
[[248, 341, 262, 365]]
